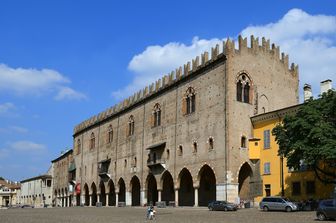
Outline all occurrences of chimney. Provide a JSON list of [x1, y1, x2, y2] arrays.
[[320, 79, 332, 95], [303, 84, 312, 101]]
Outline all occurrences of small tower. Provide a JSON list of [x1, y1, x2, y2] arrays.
[[320, 79, 332, 95], [303, 84, 312, 101]]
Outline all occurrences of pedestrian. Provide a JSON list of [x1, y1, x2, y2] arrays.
[[146, 205, 152, 220], [149, 206, 156, 220]]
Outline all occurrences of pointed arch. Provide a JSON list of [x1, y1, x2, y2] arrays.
[[178, 168, 194, 206], [236, 71, 253, 104], [160, 171, 174, 206], [99, 181, 106, 206], [118, 178, 126, 203], [83, 183, 90, 206], [238, 162, 253, 200], [146, 173, 158, 206], [91, 182, 97, 206], [198, 165, 216, 206], [108, 179, 116, 206], [130, 175, 141, 206]]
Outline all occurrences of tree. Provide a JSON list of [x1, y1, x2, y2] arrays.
[[272, 90, 336, 184]]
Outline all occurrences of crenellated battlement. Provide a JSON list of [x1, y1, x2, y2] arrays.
[[73, 35, 298, 135]]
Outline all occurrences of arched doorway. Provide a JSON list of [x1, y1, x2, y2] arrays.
[[91, 183, 97, 206], [198, 165, 216, 206], [118, 178, 126, 203], [178, 168, 194, 206], [99, 181, 106, 206], [84, 184, 90, 206], [130, 176, 141, 206], [147, 174, 158, 206], [238, 162, 253, 200], [108, 180, 116, 206], [161, 171, 174, 206]]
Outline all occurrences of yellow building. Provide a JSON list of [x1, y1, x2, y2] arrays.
[[249, 104, 334, 202]]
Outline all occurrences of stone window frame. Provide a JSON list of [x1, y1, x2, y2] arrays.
[[192, 141, 198, 154], [107, 124, 113, 144], [90, 132, 95, 150], [182, 87, 196, 115], [208, 137, 214, 150], [236, 71, 253, 104], [152, 103, 162, 127], [128, 115, 135, 136], [178, 145, 183, 156], [132, 157, 137, 168], [241, 135, 247, 149]]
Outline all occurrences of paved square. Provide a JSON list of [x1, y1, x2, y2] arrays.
[[0, 207, 320, 223]]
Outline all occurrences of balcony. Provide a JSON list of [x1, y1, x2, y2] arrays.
[[68, 162, 76, 184], [98, 159, 111, 179], [68, 173, 76, 185]]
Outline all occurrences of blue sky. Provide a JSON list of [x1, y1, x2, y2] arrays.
[[0, 0, 335, 181]]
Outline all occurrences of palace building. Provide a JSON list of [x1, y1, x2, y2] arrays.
[[67, 35, 299, 207]]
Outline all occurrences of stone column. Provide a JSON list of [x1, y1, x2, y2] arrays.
[[81, 195, 85, 206], [194, 188, 199, 207], [68, 196, 70, 207], [97, 194, 100, 203], [89, 195, 92, 207], [158, 190, 162, 202], [126, 191, 132, 206], [140, 190, 147, 206], [106, 194, 109, 207], [115, 193, 119, 207], [174, 189, 179, 207]]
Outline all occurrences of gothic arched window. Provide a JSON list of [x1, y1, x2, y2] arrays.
[[90, 133, 95, 150], [128, 115, 135, 136], [236, 73, 252, 104], [183, 87, 196, 115], [152, 103, 161, 127], [107, 125, 113, 143]]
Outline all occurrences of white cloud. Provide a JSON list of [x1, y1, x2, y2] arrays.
[[112, 37, 225, 99], [54, 86, 88, 101], [9, 141, 47, 153], [0, 64, 87, 100], [241, 8, 336, 97]]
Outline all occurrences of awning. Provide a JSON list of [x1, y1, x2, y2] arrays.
[[146, 142, 166, 150], [68, 163, 76, 172]]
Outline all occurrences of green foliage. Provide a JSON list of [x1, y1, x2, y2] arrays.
[[0, 176, 4, 180], [272, 90, 336, 183]]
